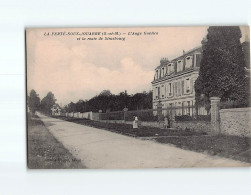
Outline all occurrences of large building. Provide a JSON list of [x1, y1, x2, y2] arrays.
[[152, 46, 206, 116]]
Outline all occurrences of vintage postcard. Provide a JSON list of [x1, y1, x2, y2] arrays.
[[26, 26, 250, 169]]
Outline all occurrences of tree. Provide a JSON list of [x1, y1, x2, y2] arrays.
[[40, 92, 57, 115], [195, 26, 250, 110], [63, 89, 153, 113], [99, 90, 112, 96], [28, 89, 40, 115]]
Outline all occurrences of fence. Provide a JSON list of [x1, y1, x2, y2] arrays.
[[99, 105, 209, 122], [62, 104, 210, 123], [54, 97, 250, 137]]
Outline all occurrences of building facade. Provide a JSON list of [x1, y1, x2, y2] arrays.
[[152, 46, 207, 116], [51, 104, 61, 116]]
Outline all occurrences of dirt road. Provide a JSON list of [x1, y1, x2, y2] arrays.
[[38, 114, 249, 169]]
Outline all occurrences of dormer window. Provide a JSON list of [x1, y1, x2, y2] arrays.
[[167, 63, 174, 75], [185, 56, 193, 69], [161, 67, 164, 77], [163, 66, 167, 76], [154, 70, 158, 80], [177, 60, 183, 72]]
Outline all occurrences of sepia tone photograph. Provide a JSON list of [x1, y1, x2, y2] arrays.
[[26, 26, 251, 169]]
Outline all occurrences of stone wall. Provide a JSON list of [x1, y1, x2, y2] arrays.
[[220, 107, 251, 137], [172, 121, 212, 134]]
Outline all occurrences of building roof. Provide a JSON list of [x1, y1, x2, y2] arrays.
[[155, 46, 202, 70]]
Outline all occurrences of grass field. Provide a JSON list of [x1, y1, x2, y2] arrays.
[[27, 115, 85, 169]]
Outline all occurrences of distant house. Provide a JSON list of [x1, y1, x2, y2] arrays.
[[51, 104, 61, 116], [152, 46, 207, 116]]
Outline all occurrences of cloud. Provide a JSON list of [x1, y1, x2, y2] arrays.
[[28, 39, 153, 104]]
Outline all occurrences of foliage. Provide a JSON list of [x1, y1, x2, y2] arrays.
[[64, 90, 153, 113], [175, 115, 211, 121], [40, 92, 57, 115], [242, 41, 250, 69], [27, 89, 40, 114], [195, 26, 250, 110], [219, 99, 248, 109], [125, 110, 158, 122]]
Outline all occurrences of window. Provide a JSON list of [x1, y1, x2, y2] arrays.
[[178, 102, 182, 116], [185, 78, 191, 94], [155, 87, 158, 99], [187, 101, 191, 115], [168, 83, 172, 96], [161, 85, 164, 98], [185, 56, 193, 68], [177, 60, 183, 72]]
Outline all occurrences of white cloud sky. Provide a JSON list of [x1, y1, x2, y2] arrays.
[[26, 26, 249, 105]]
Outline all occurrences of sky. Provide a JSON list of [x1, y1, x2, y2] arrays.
[[26, 26, 249, 105]]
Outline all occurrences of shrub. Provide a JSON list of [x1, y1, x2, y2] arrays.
[[175, 115, 211, 121], [125, 111, 158, 121], [220, 100, 249, 109]]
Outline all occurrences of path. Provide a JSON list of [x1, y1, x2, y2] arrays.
[[38, 113, 249, 169]]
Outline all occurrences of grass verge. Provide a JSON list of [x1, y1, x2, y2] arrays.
[[155, 135, 251, 163], [52, 116, 206, 137], [27, 115, 85, 169]]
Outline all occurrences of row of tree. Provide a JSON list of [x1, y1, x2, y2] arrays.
[[64, 90, 153, 113], [27, 90, 56, 115], [27, 89, 153, 115]]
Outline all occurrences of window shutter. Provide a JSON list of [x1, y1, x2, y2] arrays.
[[178, 81, 181, 96], [165, 84, 167, 97], [190, 78, 193, 94], [183, 57, 186, 69], [173, 83, 175, 97], [181, 80, 184, 95], [192, 55, 195, 67], [174, 82, 177, 97], [177, 81, 179, 96]]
